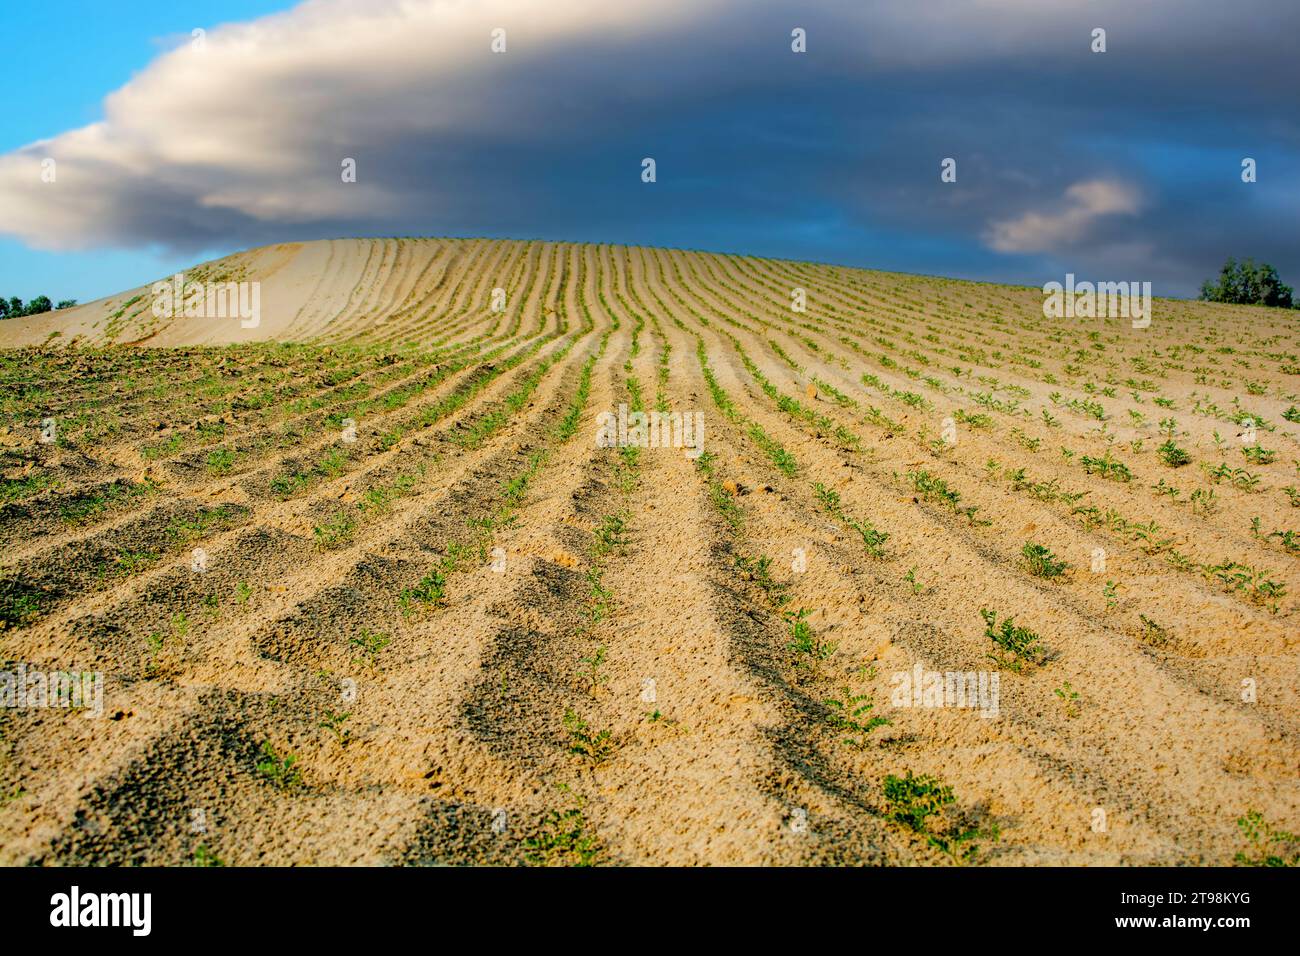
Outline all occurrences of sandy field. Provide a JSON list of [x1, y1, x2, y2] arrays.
[[0, 238, 1296, 865]]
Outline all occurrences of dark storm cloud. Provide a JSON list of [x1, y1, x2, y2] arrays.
[[1, 0, 1296, 296]]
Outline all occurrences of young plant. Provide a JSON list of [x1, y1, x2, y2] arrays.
[[255, 741, 303, 791], [192, 843, 223, 867], [593, 513, 630, 557], [1081, 450, 1133, 483], [1138, 614, 1170, 646], [1053, 681, 1080, 718], [882, 770, 998, 864], [883, 770, 950, 833], [313, 509, 356, 549], [847, 516, 890, 558], [206, 448, 236, 475], [823, 686, 889, 747], [1157, 440, 1191, 468], [734, 554, 791, 607], [785, 607, 836, 670], [980, 608, 1045, 672], [563, 709, 615, 767], [580, 645, 608, 695], [400, 567, 448, 612], [349, 629, 390, 670], [903, 567, 927, 595], [1234, 810, 1298, 867], [1190, 487, 1219, 515], [1021, 542, 1068, 580], [524, 787, 604, 867], [319, 709, 352, 746], [585, 566, 613, 624]]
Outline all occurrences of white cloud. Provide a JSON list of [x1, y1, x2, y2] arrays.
[[984, 179, 1142, 254], [0, 0, 1289, 271], [0, 0, 722, 251]]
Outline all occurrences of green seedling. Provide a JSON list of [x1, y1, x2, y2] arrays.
[[594, 513, 630, 556], [1053, 681, 1080, 718], [1234, 810, 1298, 867], [349, 629, 390, 669], [563, 709, 615, 767], [734, 554, 790, 607], [192, 844, 223, 867], [1138, 614, 1170, 645], [882, 770, 998, 864], [1021, 542, 1068, 580], [255, 741, 303, 791], [319, 710, 352, 746], [785, 607, 836, 670], [980, 608, 1045, 672], [903, 567, 927, 595], [823, 687, 889, 747], [525, 786, 604, 867], [580, 645, 608, 694], [206, 448, 236, 475], [1157, 440, 1191, 468], [400, 567, 448, 612]]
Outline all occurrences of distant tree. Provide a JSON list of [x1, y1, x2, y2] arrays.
[[0, 295, 75, 319], [1200, 257, 1295, 308]]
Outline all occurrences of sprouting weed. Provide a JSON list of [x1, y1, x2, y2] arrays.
[[822, 686, 889, 747], [785, 607, 836, 670], [1233, 810, 1299, 867], [563, 709, 615, 767], [255, 741, 303, 791], [349, 629, 390, 669], [1053, 681, 1080, 718], [580, 645, 608, 694], [1021, 542, 1068, 580], [319, 710, 352, 746], [980, 608, 1045, 672], [904, 566, 927, 595]]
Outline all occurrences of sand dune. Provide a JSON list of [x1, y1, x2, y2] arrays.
[[0, 239, 1296, 865]]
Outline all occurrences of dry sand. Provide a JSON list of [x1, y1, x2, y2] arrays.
[[0, 238, 1296, 865]]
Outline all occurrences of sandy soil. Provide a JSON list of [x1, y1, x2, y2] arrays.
[[0, 238, 1296, 866]]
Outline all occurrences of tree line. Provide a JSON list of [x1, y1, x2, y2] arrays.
[[0, 296, 78, 319], [1200, 258, 1296, 309]]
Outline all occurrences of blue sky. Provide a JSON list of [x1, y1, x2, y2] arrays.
[[1, 0, 286, 302], [2, 0, 1297, 305]]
